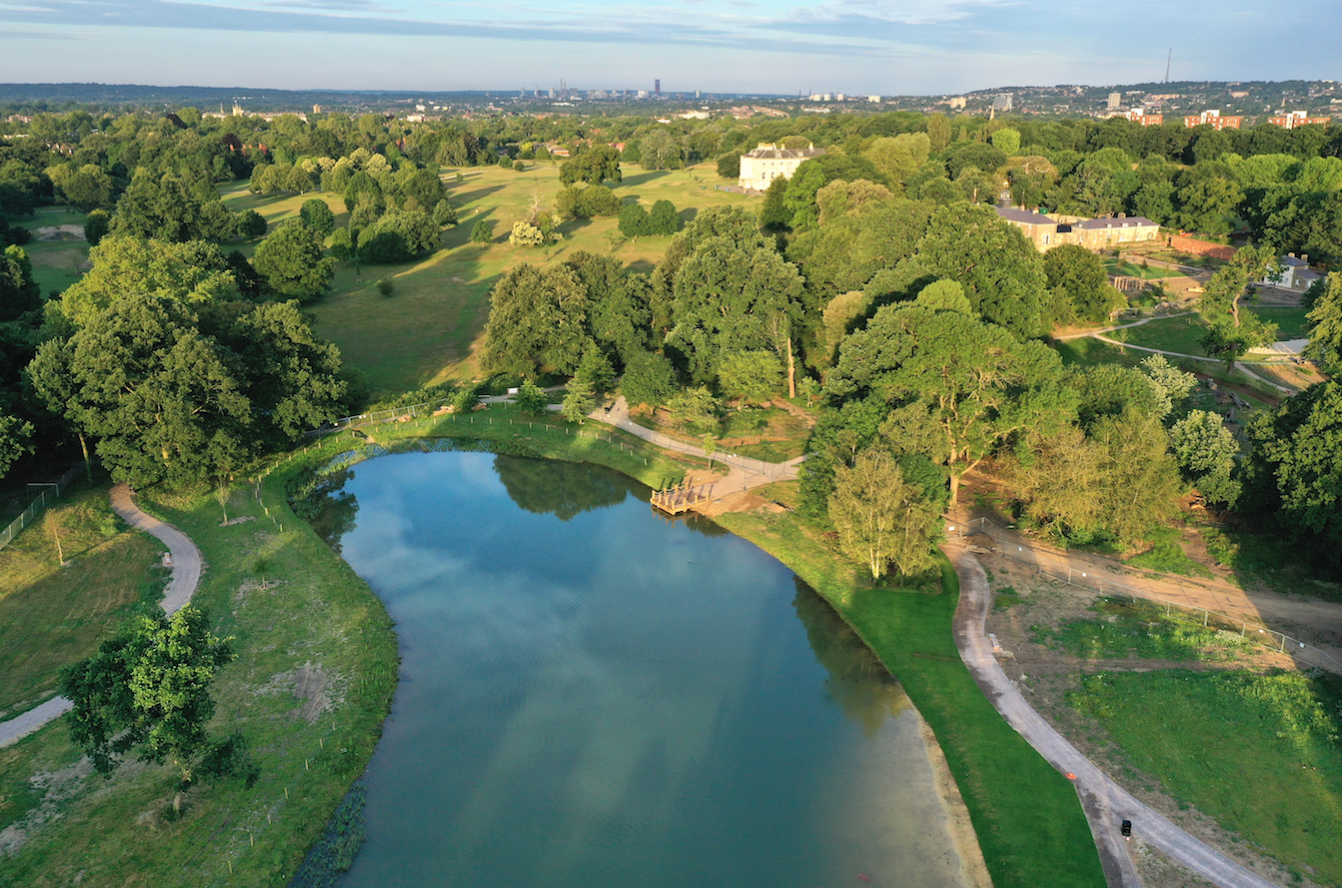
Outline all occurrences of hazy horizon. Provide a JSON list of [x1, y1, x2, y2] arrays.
[[1, 0, 1338, 97]]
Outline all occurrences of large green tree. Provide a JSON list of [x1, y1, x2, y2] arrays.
[[1304, 272, 1342, 373], [1043, 244, 1124, 325], [559, 146, 622, 186], [479, 264, 592, 378], [60, 605, 237, 781], [252, 221, 336, 302], [828, 449, 939, 579], [0, 244, 40, 321]]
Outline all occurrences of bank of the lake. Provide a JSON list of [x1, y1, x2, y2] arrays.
[[283, 407, 1105, 888]]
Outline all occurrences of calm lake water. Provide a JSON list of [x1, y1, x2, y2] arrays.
[[324, 451, 972, 888]]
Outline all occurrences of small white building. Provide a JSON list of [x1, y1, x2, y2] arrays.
[[737, 143, 825, 192], [1263, 254, 1319, 290]]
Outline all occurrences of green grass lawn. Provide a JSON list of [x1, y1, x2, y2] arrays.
[[0, 466, 398, 888], [228, 164, 753, 395], [1104, 258, 1185, 280], [1105, 314, 1209, 356], [1069, 668, 1342, 883], [1255, 306, 1311, 340], [716, 507, 1105, 888], [0, 482, 162, 716], [1033, 597, 1250, 661]]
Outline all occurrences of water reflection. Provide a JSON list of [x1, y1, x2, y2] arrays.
[[792, 577, 912, 737], [492, 455, 642, 521], [300, 469, 359, 553]]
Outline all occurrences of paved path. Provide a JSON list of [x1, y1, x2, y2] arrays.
[[1085, 334, 1295, 394], [0, 484, 202, 748], [587, 396, 805, 493], [950, 544, 1283, 888]]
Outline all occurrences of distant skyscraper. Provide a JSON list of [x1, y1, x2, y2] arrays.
[[655, 79, 661, 96], [1107, 92, 1122, 110]]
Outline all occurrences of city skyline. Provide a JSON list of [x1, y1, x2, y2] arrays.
[[0, 0, 1338, 96]]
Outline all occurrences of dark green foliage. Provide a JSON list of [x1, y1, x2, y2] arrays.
[[618, 202, 651, 237], [783, 153, 886, 230], [288, 784, 369, 888], [110, 170, 240, 244], [470, 219, 492, 246], [513, 379, 548, 414], [648, 200, 680, 235], [1043, 244, 1123, 324], [355, 210, 440, 264], [376, 279, 394, 297], [83, 208, 111, 246], [29, 295, 346, 486], [432, 199, 458, 227], [1242, 381, 1342, 569], [558, 185, 621, 219], [559, 146, 621, 186], [716, 152, 742, 179], [58, 605, 236, 778], [620, 350, 677, 408], [759, 176, 790, 230], [300, 199, 336, 237], [254, 221, 336, 301], [480, 263, 593, 378], [237, 209, 267, 239], [0, 245, 40, 321]]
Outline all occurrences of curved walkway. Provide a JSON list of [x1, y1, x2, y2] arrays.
[[950, 544, 1282, 888], [587, 396, 805, 491], [0, 484, 202, 748]]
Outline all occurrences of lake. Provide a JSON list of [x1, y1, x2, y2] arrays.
[[320, 450, 978, 888]]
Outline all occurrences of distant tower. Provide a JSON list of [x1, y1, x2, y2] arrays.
[[655, 79, 661, 97]]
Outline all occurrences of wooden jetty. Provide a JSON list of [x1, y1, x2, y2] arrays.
[[650, 480, 710, 515]]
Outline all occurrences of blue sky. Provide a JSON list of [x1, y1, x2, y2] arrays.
[[0, 0, 1337, 95]]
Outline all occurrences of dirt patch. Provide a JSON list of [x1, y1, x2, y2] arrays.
[[220, 516, 256, 527], [258, 661, 339, 723], [34, 224, 84, 242], [0, 758, 93, 857], [979, 559, 1324, 888]]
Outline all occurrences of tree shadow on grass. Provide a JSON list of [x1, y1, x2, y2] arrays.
[[447, 185, 506, 207], [618, 171, 670, 188]]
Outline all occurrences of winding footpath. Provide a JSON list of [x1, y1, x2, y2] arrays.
[[0, 484, 202, 748], [949, 543, 1283, 888]]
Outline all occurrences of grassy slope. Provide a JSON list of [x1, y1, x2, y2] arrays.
[[716, 502, 1106, 888], [223, 164, 752, 395], [0, 468, 397, 888], [1071, 669, 1342, 883], [0, 482, 162, 716]]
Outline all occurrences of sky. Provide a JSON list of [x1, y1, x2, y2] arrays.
[[0, 0, 1337, 96]]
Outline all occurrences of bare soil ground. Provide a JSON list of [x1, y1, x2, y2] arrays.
[[979, 555, 1326, 888]]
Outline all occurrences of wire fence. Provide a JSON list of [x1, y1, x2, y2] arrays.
[[0, 465, 85, 555], [950, 516, 1342, 674]]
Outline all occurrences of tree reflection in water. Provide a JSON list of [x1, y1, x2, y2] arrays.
[[792, 576, 911, 736]]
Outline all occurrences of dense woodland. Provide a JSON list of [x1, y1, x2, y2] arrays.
[[0, 105, 1339, 573]]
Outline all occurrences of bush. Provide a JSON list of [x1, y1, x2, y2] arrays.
[[618, 202, 651, 237], [376, 279, 395, 297], [300, 199, 336, 236]]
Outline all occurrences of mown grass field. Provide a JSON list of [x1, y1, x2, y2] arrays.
[[224, 163, 752, 395], [716, 498, 1106, 888], [1069, 668, 1342, 884], [1104, 258, 1186, 280], [19, 206, 92, 296], [0, 482, 162, 717], [0, 465, 398, 888]]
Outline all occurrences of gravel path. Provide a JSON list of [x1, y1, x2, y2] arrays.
[[950, 543, 1283, 888], [0, 484, 202, 748]]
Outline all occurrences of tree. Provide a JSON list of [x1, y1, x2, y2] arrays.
[[574, 345, 615, 395], [666, 236, 804, 384], [514, 379, 548, 415], [509, 220, 544, 247], [667, 386, 721, 434], [825, 304, 1075, 504], [59, 605, 238, 781], [83, 209, 111, 246], [470, 219, 492, 246], [480, 264, 592, 378], [0, 244, 40, 321], [717, 350, 784, 404], [863, 134, 931, 189], [561, 377, 596, 422], [990, 127, 1021, 157], [927, 114, 952, 153], [1242, 381, 1342, 567], [1140, 354, 1197, 420], [559, 146, 622, 186], [621, 351, 677, 408], [716, 152, 742, 180], [759, 177, 790, 230], [299, 198, 336, 236], [1169, 410, 1241, 506], [0, 412, 33, 479], [432, 199, 458, 227], [639, 131, 683, 171], [1043, 244, 1124, 325], [356, 210, 440, 263], [1304, 272, 1342, 373], [648, 199, 680, 235], [815, 179, 893, 226], [828, 450, 938, 579], [253, 222, 335, 302]]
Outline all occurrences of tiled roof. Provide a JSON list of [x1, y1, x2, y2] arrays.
[[1074, 216, 1158, 230], [743, 146, 825, 159], [995, 207, 1056, 225]]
